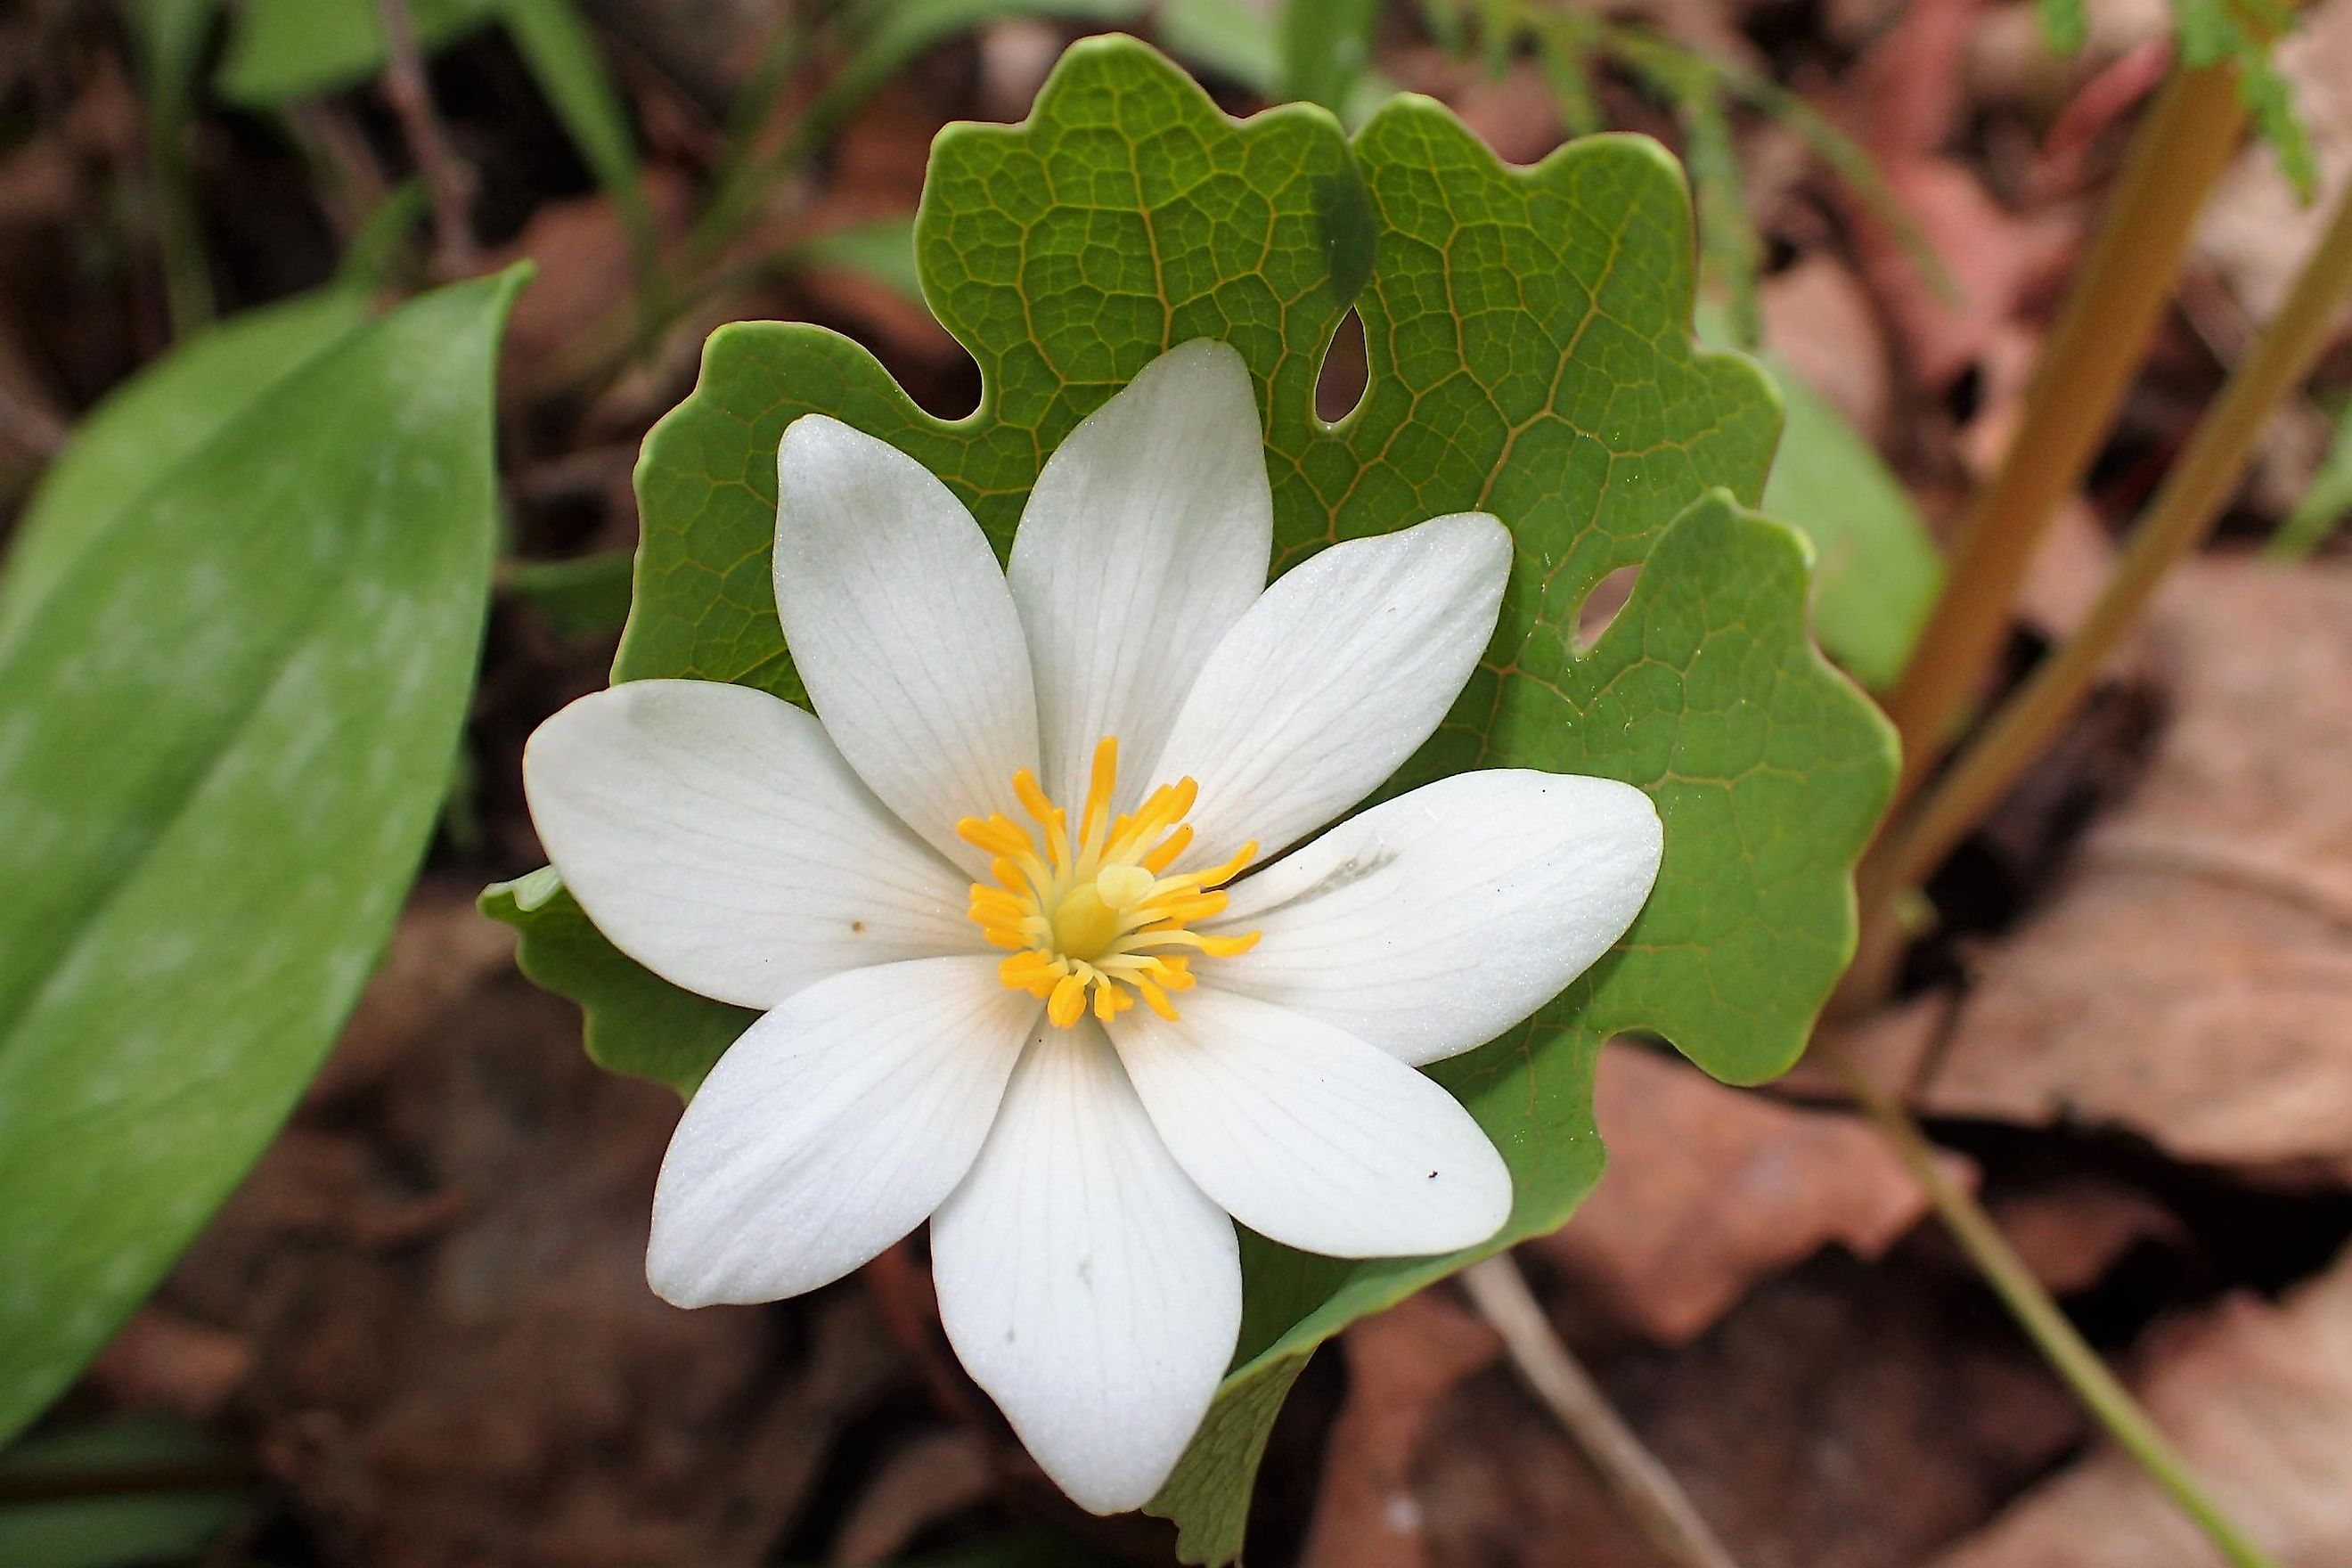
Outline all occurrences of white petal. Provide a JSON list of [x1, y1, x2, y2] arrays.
[[523, 680, 974, 1010], [1148, 513, 1510, 869], [1207, 770, 1662, 1066], [774, 416, 1039, 874], [648, 955, 1037, 1306], [1008, 340, 1272, 813], [933, 1020, 1239, 1515], [1109, 988, 1512, 1259]]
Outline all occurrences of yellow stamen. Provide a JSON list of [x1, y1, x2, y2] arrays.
[[962, 735, 1260, 1027]]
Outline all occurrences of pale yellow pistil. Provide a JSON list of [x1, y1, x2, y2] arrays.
[[958, 736, 1260, 1027]]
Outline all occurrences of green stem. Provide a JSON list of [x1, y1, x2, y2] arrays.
[[1874, 62, 2245, 817], [1819, 1042, 2283, 1568], [1868, 168, 2352, 907]]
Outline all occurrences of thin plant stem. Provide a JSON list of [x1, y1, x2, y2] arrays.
[[1817, 1041, 2283, 1568], [146, 121, 213, 338], [372, 0, 477, 276], [1867, 172, 2352, 910], [1460, 1255, 1743, 1568], [1875, 61, 2245, 813]]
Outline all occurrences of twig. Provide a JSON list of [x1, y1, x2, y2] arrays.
[[1817, 1041, 2283, 1568], [372, 0, 476, 276], [281, 100, 394, 243], [1460, 1254, 1742, 1568], [1865, 172, 2352, 910]]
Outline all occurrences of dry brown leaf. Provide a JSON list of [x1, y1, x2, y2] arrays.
[[88, 1306, 256, 1424], [488, 171, 694, 372], [1299, 1290, 1501, 1568], [1989, 1176, 2185, 1295], [1416, 1257, 2086, 1568], [1925, 1244, 2352, 1568], [1531, 1046, 1971, 1343], [1919, 560, 2352, 1177], [1842, 154, 2069, 392], [135, 878, 910, 1568]]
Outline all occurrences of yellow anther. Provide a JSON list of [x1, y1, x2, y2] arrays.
[[1048, 973, 1089, 1028], [962, 736, 1260, 1027]]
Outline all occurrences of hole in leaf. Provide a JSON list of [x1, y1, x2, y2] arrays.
[[1576, 563, 1642, 650], [1315, 307, 1368, 426]]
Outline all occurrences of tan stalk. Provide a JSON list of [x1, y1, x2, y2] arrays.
[[1875, 62, 2245, 814], [1871, 173, 2352, 903]]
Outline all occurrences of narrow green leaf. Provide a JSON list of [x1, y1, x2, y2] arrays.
[[1159, 0, 1395, 124], [215, 0, 499, 104], [118, 0, 221, 331], [2266, 397, 2352, 559], [494, 0, 656, 266], [0, 1420, 248, 1568], [1277, 0, 1382, 115], [808, 0, 1151, 143], [0, 287, 372, 649], [789, 216, 925, 307], [502, 549, 637, 637], [1530, 14, 1603, 139], [1695, 304, 1943, 688], [493, 40, 1893, 1560], [2036, 0, 2089, 53], [0, 270, 523, 1443]]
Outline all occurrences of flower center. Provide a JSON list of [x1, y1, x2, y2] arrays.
[[958, 736, 1259, 1028]]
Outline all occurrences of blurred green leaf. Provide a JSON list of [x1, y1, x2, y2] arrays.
[[0, 288, 371, 650], [502, 549, 636, 637], [790, 216, 925, 306], [0, 271, 522, 1443], [1158, 0, 1394, 123], [0, 1420, 248, 1568], [1696, 304, 1943, 688], [1278, 0, 1381, 116], [2266, 397, 2352, 559], [215, 0, 498, 103], [2035, 0, 2089, 52]]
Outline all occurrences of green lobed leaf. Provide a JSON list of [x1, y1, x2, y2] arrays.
[[0, 271, 521, 1443], [494, 37, 1892, 1561]]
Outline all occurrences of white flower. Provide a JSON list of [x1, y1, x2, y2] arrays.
[[521, 339, 1663, 1514]]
